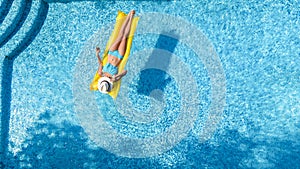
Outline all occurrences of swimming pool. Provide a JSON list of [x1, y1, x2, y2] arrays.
[[1, 0, 299, 168]]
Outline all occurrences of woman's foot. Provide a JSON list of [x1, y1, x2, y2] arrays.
[[129, 10, 135, 17]]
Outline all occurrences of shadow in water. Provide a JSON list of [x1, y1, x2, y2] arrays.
[[173, 129, 300, 168], [0, 1, 49, 167], [3, 111, 159, 168], [3, 112, 300, 168], [136, 31, 179, 100], [183, 130, 256, 168], [163, 130, 300, 169], [45, 0, 171, 3]]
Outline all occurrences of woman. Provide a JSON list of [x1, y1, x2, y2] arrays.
[[96, 10, 135, 93]]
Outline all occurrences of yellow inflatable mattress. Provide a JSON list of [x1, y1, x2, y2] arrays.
[[90, 10, 139, 99]]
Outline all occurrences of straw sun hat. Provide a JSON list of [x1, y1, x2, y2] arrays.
[[98, 77, 113, 94]]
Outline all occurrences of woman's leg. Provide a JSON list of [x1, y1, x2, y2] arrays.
[[117, 12, 134, 56], [109, 10, 135, 52]]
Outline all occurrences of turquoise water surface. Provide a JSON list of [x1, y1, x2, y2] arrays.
[[1, 0, 300, 168]]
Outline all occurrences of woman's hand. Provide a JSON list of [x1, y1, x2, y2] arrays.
[[96, 47, 101, 54]]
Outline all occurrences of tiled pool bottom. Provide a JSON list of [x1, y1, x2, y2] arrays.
[[1, 0, 300, 168]]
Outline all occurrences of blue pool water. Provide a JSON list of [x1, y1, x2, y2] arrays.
[[1, 0, 300, 168]]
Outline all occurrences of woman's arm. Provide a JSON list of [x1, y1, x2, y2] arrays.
[[112, 70, 127, 82], [96, 47, 103, 75], [96, 47, 102, 64]]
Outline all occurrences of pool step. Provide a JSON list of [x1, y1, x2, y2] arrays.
[[0, 0, 32, 48], [0, 0, 14, 24], [0, 0, 27, 46], [0, 0, 49, 59]]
